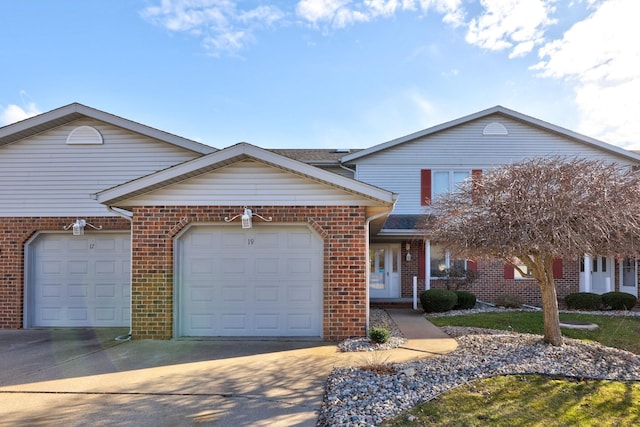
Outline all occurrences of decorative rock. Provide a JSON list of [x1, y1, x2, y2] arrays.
[[318, 308, 640, 427]]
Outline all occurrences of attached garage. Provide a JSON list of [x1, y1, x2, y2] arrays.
[[96, 143, 397, 340], [26, 232, 130, 327], [177, 224, 323, 337]]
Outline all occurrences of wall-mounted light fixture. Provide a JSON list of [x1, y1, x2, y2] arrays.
[[225, 206, 272, 229], [405, 242, 412, 262], [63, 219, 103, 236]]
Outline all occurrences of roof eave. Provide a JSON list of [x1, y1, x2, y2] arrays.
[[0, 102, 217, 155]]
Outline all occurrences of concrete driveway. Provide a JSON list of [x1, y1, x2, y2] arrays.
[[0, 328, 343, 426]]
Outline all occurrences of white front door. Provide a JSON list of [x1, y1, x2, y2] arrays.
[[620, 258, 638, 297], [369, 244, 401, 299], [591, 256, 613, 294]]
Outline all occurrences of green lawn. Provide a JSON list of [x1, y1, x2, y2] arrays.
[[381, 375, 640, 426], [429, 311, 640, 354], [381, 311, 640, 426]]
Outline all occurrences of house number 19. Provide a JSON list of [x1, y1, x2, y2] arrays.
[[248, 238, 255, 245]]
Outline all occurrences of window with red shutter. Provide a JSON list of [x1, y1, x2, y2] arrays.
[[421, 169, 431, 206]]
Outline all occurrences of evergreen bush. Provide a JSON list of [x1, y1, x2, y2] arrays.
[[454, 290, 477, 310], [602, 292, 638, 310], [565, 292, 602, 310], [420, 289, 458, 313], [369, 326, 391, 344]]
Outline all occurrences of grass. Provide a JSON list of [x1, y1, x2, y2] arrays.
[[429, 311, 640, 354], [381, 375, 640, 426], [379, 310, 640, 426]]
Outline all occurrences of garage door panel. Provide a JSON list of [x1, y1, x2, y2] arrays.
[[31, 233, 131, 327], [179, 225, 322, 337]]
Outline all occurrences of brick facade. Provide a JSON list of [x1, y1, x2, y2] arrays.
[[0, 216, 131, 329], [130, 205, 368, 341], [400, 239, 638, 307]]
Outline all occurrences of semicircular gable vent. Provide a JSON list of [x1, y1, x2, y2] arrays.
[[483, 122, 508, 136], [66, 126, 103, 145]]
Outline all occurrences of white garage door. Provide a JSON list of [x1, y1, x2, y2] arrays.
[[29, 233, 130, 327], [178, 225, 323, 337]]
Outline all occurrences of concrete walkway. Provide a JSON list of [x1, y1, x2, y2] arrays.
[[0, 310, 456, 426]]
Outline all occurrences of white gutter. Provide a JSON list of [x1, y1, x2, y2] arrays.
[[107, 206, 134, 341], [364, 207, 395, 333]]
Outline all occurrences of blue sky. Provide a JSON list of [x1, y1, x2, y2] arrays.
[[1, 0, 638, 150]]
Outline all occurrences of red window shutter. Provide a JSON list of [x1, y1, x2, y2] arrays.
[[552, 258, 563, 279], [421, 169, 431, 206], [467, 259, 478, 272], [418, 248, 425, 279], [503, 264, 515, 279]]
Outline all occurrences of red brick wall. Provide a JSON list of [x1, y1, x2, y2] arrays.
[[399, 241, 587, 306], [129, 205, 368, 341], [0, 217, 131, 329]]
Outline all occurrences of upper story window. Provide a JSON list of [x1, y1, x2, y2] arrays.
[[433, 171, 470, 201], [422, 169, 480, 205]]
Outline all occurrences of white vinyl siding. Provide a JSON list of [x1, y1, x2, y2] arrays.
[[352, 115, 638, 215], [0, 118, 201, 217], [118, 159, 382, 207]]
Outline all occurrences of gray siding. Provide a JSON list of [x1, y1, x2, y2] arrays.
[[119, 160, 381, 207], [352, 114, 639, 215], [0, 118, 202, 217]]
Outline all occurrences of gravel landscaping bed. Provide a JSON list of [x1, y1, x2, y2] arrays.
[[319, 307, 640, 426], [338, 309, 407, 352]]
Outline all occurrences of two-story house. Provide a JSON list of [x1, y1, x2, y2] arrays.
[[0, 103, 637, 342]]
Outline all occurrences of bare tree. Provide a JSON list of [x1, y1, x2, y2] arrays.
[[429, 157, 640, 345]]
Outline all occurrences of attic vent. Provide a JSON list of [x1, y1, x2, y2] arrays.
[[66, 126, 103, 145], [483, 122, 508, 136]]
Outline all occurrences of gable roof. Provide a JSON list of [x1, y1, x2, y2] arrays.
[[96, 142, 397, 207], [341, 105, 640, 163], [0, 102, 216, 155]]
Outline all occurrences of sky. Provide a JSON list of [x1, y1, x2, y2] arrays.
[[1, 0, 639, 150]]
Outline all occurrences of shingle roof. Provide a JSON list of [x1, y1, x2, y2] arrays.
[[269, 148, 362, 163]]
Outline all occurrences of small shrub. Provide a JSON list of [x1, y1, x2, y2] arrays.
[[360, 352, 396, 375], [454, 290, 477, 310], [420, 289, 458, 313], [369, 326, 391, 344], [565, 292, 602, 310], [494, 293, 524, 308], [602, 292, 638, 310]]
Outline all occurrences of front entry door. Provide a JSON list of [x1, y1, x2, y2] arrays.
[[591, 256, 613, 294], [620, 259, 638, 297], [369, 244, 401, 299]]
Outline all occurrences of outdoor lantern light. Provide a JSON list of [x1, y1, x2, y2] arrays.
[[225, 206, 272, 229], [241, 208, 252, 229], [405, 242, 412, 262], [64, 219, 102, 236]]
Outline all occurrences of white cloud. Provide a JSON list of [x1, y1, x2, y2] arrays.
[[295, 0, 464, 29], [532, 0, 640, 148], [141, 0, 285, 55], [0, 103, 42, 126], [465, 0, 556, 58]]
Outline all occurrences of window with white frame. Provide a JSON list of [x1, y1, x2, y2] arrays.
[[432, 171, 471, 201], [513, 258, 533, 279], [430, 244, 466, 278]]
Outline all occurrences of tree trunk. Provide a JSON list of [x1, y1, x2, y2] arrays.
[[539, 275, 563, 346]]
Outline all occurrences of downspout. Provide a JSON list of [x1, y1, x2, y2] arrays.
[[107, 205, 134, 341], [365, 207, 395, 333]]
